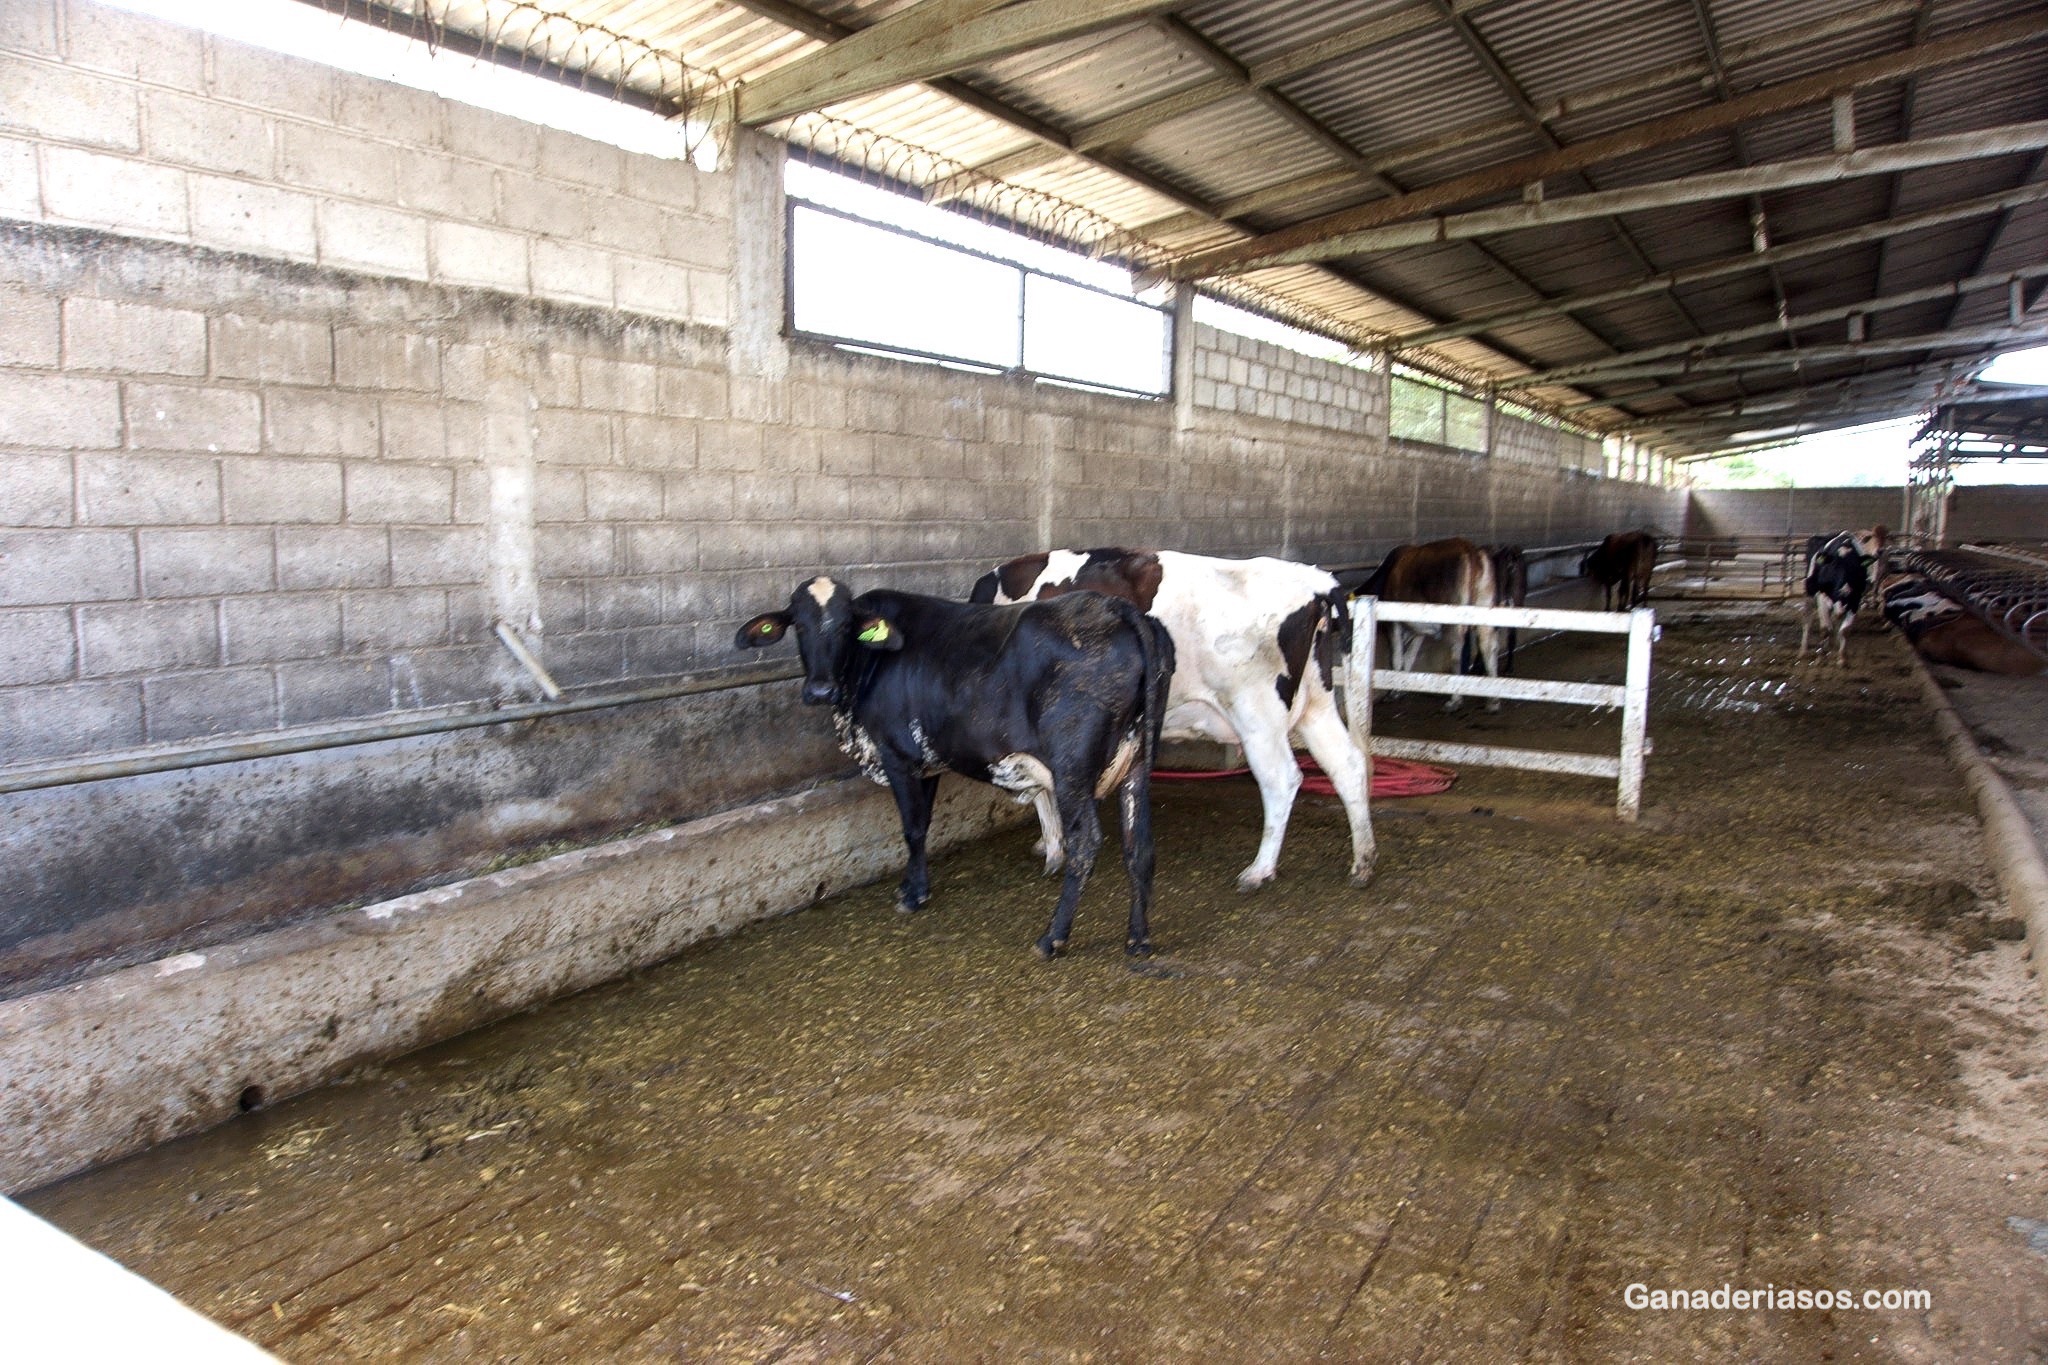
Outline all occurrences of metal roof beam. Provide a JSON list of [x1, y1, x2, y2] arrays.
[[1521, 324, 2048, 392], [1558, 356, 1972, 414], [1946, 149, 2048, 330], [1507, 263, 2048, 391], [1644, 387, 1959, 436], [1392, 182, 2048, 348], [1188, 120, 2048, 277], [1621, 369, 1971, 423], [1163, 14, 2048, 281], [734, 0, 1178, 127]]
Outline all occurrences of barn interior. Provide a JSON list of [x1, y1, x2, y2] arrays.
[[2, 0, 2046, 1357]]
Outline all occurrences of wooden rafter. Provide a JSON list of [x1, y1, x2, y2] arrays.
[[734, 0, 1181, 127]]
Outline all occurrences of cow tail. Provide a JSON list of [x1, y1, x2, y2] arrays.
[[1141, 611, 1174, 773], [1108, 598, 1173, 776]]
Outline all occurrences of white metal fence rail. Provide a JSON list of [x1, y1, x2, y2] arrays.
[[1350, 600, 1658, 821]]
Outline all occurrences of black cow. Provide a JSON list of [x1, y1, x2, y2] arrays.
[[1580, 531, 1658, 611], [737, 576, 1174, 959], [1798, 529, 1881, 667]]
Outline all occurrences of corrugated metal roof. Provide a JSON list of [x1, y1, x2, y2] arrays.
[[343, 0, 2048, 455]]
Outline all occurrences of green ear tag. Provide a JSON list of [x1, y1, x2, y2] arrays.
[[858, 621, 890, 644], [757, 620, 778, 634]]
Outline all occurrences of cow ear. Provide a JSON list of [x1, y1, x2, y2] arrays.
[[854, 614, 905, 652], [736, 611, 792, 649]]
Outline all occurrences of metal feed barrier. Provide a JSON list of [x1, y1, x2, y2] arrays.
[[1350, 599, 1659, 822], [1896, 546, 2048, 661]]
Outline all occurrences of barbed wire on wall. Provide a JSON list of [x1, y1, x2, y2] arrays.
[[781, 112, 1172, 272], [298, 0, 1618, 439], [309, 0, 725, 157]]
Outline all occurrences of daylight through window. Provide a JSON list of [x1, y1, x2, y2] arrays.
[[785, 165, 1171, 397]]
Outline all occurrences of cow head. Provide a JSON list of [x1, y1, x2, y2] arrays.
[[736, 576, 902, 706]]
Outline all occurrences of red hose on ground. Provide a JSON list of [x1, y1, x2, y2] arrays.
[[1154, 753, 1456, 798]]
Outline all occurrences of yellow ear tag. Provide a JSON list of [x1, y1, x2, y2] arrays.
[[858, 621, 890, 644]]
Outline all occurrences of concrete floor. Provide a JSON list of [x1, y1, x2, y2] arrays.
[[25, 605, 2048, 1362]]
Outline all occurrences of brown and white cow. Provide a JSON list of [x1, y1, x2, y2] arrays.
[[971, 549, 1374, 892], [1580, 530, 1658, 611], [1879, 568, 2044, 676], [1355, 537, 1501, 710]]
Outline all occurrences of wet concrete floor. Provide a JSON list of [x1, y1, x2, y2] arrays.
[[25, 604, 2048, 1362]]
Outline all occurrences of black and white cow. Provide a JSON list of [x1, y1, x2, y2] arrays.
[[1797, 529, 1883, 667], [971, 549, 1374, 892], [1879, 569, 2045, 676], [1356, 537, 1501, 709], [737, 576, 1174, 959]]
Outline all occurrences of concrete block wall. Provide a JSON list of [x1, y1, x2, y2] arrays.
[[1685, 485, 2048, 544], [0, 0, 726, 327], [1, 0, 1676, 996], [1188, 324, 1382, 434], [1947, 486, 2048, 541], [1686, 487, 1903, 539]]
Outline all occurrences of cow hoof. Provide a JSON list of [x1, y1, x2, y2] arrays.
[[1036, 846, 1065, 876], [1349, 864, 1375, 888], [1483, 699, 1502, 714], [1125, 937, 1153, 957], [1235, 868, 1275, 893], [1034, 935, 1065, 960], [897, 895, 929, 914]]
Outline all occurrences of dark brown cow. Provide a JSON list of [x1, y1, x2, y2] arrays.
[[1356, 537, 1500, 710], [1579, 531, 1658, 611]]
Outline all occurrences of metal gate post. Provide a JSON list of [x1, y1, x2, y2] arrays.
[[1617, 606, 1656, 821], [1350, 594, 1378, 762]]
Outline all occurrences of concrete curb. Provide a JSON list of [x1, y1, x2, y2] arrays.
[[0, 776, 1025, 1195], [1910, 654, 2048, 1011]]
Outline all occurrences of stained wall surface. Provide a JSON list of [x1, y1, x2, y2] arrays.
[[0, 0, 1679, 990]]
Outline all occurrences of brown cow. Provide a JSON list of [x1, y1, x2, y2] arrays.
[[1579, 531, 1658, 611], [1356, 537, 1500, 710]]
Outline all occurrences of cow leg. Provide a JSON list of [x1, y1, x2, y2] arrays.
[[1385, 624, 1409, 693], [1113, 763, 1156, 956], [1834, 608, 1855, 668], [1442, 626, 1467, 712], [886, 769, 940, 913], [1295, 688, 1376, 886], [1036, 788, 1104, 959], [1798, 597, 1814, 659], [1229, 696, 1304, 892], [1474, 621, 1503, 712]]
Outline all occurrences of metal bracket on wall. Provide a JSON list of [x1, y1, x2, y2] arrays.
[[493, 621, 564, 701]]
